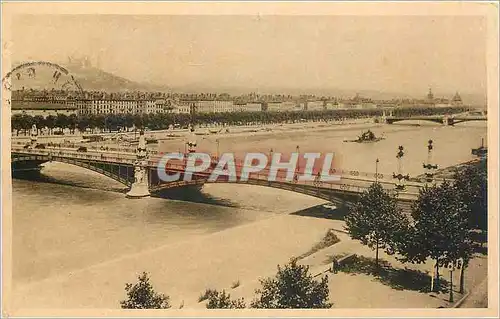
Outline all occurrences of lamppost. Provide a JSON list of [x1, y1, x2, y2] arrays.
[[30, 124, 38, 147], [423, 139, 438, 185], [393, 146, 410, 191], [295, 145, 300, 181], [448, 262, 455, 302], [216, 139, 220, 159], [375, 158, 380, 183]]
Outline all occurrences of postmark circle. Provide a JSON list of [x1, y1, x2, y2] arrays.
[[2, 61, 84, 107]]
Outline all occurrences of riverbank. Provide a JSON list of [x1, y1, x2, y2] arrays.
[[12, 210, 337, 309], [12, 203, 487, 310], [11, 118, 374, 143]]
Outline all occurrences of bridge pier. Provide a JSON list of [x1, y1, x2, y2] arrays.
[[126, 130, 151, 199], [442, 116, 454, 126], [126, 164, 150, 198]]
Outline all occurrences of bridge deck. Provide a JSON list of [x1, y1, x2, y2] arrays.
[[11, 147, 435, 192]]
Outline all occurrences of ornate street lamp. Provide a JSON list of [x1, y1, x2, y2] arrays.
[[393, 145, 410, 191], [136, 129, 148, 160], [216, 139, 220, 159], [423, 139, 438, 185], [30, 124, 38, 147], [375, 158, 380, 183]]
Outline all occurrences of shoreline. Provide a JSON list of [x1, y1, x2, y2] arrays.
[[11, 185, 488, 309], [12, 212, 337, 309]]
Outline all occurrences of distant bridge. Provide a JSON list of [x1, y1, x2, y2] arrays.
[[384, 111, 487, 126]]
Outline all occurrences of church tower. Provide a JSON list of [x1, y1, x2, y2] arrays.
[[452, 92, 463, 106], [427, 88, 434, 101]]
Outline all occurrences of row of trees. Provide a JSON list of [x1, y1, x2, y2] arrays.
[[344, 159, 487, 293], [121, 259, 332, 309], [12, 106, 469, 136]]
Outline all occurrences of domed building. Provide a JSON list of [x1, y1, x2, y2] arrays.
[[451, 92, 463, 106]]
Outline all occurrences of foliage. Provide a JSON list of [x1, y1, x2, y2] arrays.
[[453, 159, 488, 232], [402, 181, 470, 265], [231, 280, 241, 289], [396, 181, 471, 291], [251, 259, 333, 309], [205, 290, 246, 309], [120, 272, 171, 309], [451, 159, 487, 292], [297, 229, 340, 260], [198, 288, 218, 302], [344, 183, 408, 266]]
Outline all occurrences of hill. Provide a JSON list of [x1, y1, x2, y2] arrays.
[[65, 64, 170, 92], [9, 60, 169, 93]]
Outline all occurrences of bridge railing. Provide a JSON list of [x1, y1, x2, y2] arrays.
[[12, 147, 137, 164], [150, 160, 420, 200], [11, 140, 139, 154], [13, 147, 455, 187], [146, 153, 440, 186]]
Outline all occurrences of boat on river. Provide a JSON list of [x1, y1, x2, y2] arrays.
[[146, 137, 158, 145], [343, 130, 385, 143], [472, 138, 487, 157], [166, 133, 182, 138], [209, 128, 223, 134]]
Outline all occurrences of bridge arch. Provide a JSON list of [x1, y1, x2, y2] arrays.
[[151, 178, 368, 208], [11, 154, 134, 187], [386, 118, 443, 125], [150, 177, 416, 212], [450, 118, 488, 125]]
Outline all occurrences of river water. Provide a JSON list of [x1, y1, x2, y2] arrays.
[[12, 121, 487, 287]]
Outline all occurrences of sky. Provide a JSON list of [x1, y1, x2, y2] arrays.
[[12, 14, 487, 97]]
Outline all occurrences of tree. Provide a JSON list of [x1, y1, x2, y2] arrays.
[[452, 159, 487, 293], [11, 114, 23, 136], [77, 115, 90, 134], [68, 114, 78, 134], [20, 113, 34, 135], [399, 181, 470, 292], [453, 159, 488, 232], [55, 114, 69, 133], [33, 115, 45, 135], [45, 115, 56, 135], [133, 114, 145, 130], [344, 183, 408, 268], [120, 272, 171, 309], [125, 113, 135, 131], [251, 259, 332, 309], [205, 290, 246, 309]]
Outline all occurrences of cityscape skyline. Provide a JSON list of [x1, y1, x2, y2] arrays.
[[12, 15, 487, 98]]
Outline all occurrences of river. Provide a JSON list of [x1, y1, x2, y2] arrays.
[[12, 121, 487, 291]]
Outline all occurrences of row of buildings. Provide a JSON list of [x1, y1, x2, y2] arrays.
[[11, 89, 464, 117]]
